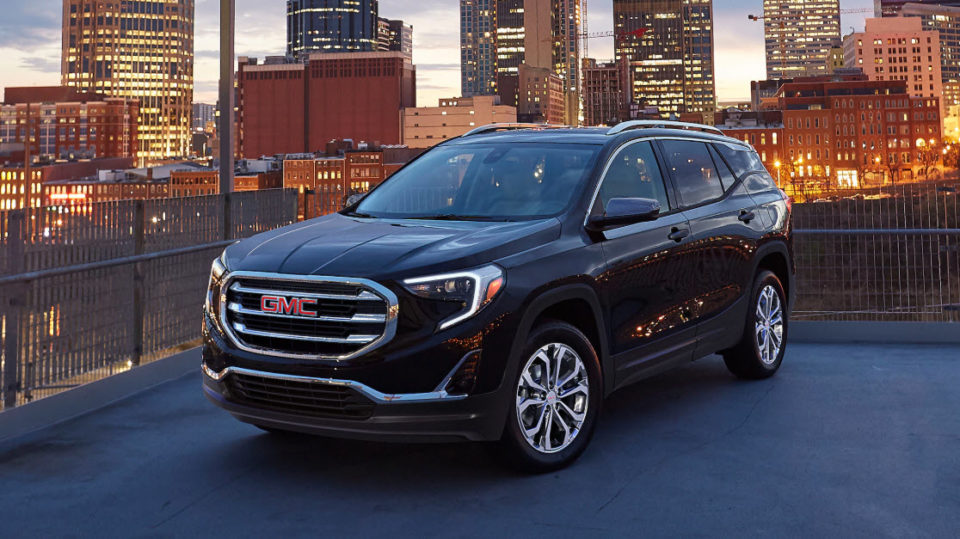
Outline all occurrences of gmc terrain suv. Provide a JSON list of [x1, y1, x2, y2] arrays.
[[202, 121, 795, 471]]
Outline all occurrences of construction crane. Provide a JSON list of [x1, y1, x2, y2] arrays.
[[748, 8, 871, 77]]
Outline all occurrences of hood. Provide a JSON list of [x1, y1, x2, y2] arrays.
[[223, 213, 561, 279]]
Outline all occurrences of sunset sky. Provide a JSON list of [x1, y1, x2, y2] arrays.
[[0, 0, 875, 106]]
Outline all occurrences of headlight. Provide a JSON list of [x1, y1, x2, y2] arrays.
[[205, 254, 228, 319], [402, 265, 504, 330]]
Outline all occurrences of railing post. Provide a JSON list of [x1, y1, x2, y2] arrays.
[[131, 201, 145, 367], [305, 189, 315, 220], [3, 211, 25, 409]]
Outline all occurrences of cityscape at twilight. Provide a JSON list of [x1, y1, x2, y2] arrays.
[[0, 0, 957, 212]]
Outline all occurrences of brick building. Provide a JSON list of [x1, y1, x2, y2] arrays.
[[1, 86, 138, 162], [0, 157, 135, 210], [582, 58, 631, 126], [402, 96, 516, 148], [843, 17, 943, 117], [718, 77, 941, 194], [238, 52, 416, 157]]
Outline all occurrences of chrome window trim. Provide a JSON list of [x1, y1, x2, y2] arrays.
[[218, 271, 399, 362], [583, 136, 665, 229], [203, 364, 469, 403]]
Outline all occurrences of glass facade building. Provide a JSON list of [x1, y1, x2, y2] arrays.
[[61, 0, 194, 162], [287, 0, 379, 57], [762, 0, 840, 80], [614, 0, 716, 120], [460, 0, 498, 96]]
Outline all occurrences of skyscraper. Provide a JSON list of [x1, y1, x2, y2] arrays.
[[61, 0, 194, 162], [287, 0, 379, 57], [875, 0, 960, 18], [490, 0, 580, 123], [899, 3, 960, 111], [614, 0, 716, 121], [460, 0, 498, 96], [377, 18, 413, 60], [761, 0, 840, 80]]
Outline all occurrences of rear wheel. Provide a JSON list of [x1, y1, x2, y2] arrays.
[[722, 270, 788, 379], [498, 321, 602, 473]]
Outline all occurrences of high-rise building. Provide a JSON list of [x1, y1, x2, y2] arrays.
[[61, 0, 194, 163], [492, 0, 580, 123], [582, 59, 631, 126], [193, 103, 216, 132], [899, 3, 960, 113], [843, 17, 943, 109], [761, 0, 840, 80], [875, 0, 960, 18], [377, 18, 413, 60], [286, 0, 379, 57], [1, 87, 139, 162], [614, 0, 716, 121], [238, 52, 416, 157], [460, 0, 498, 96]]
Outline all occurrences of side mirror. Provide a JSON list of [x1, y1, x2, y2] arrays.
[[345, 192, 368, 208], [587, 197, 661, 231]]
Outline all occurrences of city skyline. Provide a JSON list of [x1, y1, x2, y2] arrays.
[[1, 0, 875, 107]]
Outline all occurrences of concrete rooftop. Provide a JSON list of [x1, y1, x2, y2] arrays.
[[1, 343, 958, 537]]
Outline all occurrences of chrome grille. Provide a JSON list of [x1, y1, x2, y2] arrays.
[[220, 272, 398, 360]]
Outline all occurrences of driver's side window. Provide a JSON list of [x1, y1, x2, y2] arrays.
[[598, 141, 670, 212]]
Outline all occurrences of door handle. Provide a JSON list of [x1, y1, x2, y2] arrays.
[[738, 210, 756, 223], [668, 227, 689, 242]]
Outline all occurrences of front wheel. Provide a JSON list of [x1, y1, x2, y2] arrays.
[[497, 321, 602, 473], [722, 270, 788, 379]]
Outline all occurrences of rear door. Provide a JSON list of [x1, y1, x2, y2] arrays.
[[591, 140, 697, 387], [657, 139, 764, 352]]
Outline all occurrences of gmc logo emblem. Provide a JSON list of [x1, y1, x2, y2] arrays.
[[260, 295, 318, 317]]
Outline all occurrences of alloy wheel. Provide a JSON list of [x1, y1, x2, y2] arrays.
[[515, 343, 589, 454], [755, 285, 784, 365]]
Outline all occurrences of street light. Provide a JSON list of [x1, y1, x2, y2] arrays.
[[774, 160, 782, 187]]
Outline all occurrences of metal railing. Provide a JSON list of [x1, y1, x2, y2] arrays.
[[792, 181, 960, 322], [1, 181, 957, 410], [1, 190, 298, 409]]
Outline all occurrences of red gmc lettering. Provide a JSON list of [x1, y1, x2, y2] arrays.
[[260, 296, 318, 317]]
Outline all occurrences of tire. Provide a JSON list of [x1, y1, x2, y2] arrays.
[[497, 320, 603, 473], [722, 270, 788, 380]]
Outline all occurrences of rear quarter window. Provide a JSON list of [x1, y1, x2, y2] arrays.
[[715, 143, 765, 178]]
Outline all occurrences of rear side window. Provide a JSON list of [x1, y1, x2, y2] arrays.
[[598, 141, 670, 211], [660, 140, 724, 207], [715, 143, 765, 178]]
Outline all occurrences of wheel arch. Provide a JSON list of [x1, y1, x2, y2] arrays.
[[752, 242, 794, 313], [511, 283, 613, 396]]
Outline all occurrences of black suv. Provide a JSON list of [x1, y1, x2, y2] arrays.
[[202, 121, 794, 471]]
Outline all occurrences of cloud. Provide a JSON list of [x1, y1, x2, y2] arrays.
[[19, 55, 61, 73]]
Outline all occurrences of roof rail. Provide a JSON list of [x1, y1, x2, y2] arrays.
[[462, 123, 569, 137], [607, 120, 724, 137]]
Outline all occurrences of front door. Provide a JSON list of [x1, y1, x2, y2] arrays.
[[592, 140, 697, 387]]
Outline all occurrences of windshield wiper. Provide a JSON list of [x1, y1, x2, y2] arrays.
[[404, 214, 504, 222], [343, 210, 376, 219]]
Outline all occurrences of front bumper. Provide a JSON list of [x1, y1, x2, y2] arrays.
[[202, 365, 507, 442]]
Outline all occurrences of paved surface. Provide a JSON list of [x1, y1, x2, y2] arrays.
[[2, 343, 959, 538]]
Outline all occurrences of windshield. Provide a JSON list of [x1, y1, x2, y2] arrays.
[[352, 143, 601, 221]]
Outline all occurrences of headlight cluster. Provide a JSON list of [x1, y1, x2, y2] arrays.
[[402, 265, 504, 330], [205, 254, 228, 320]]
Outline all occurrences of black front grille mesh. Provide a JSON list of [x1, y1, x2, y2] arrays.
[[226, 373, 375, 420]]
